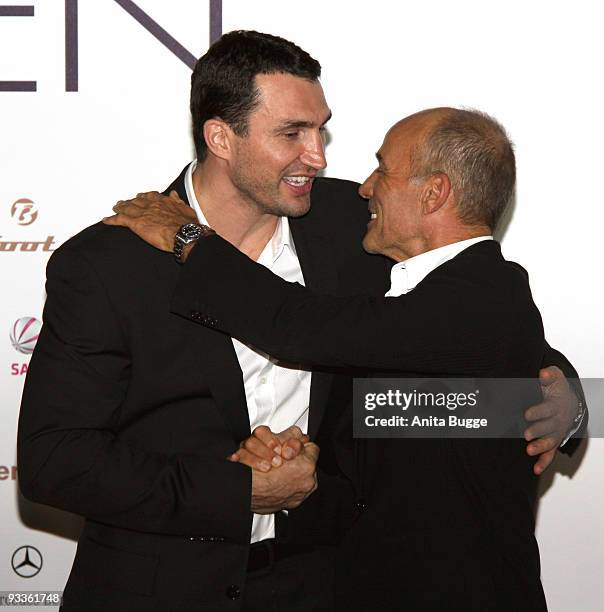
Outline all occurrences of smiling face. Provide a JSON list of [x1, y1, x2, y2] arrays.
[[360, 117, 429, 261], [228, 73, 331, 218]]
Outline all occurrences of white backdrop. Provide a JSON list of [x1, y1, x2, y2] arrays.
[[1, 1, 602, 609]]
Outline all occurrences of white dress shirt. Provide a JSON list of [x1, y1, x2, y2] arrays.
[[384, 236, 493, 297], [185, 161, 311, 542]]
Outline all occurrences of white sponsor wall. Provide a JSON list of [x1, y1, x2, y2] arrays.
[[1, 1, 602, 609]]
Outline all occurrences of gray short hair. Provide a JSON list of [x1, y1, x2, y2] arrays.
[[410, 108, 515, 230]]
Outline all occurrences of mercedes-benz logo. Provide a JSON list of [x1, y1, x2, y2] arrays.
[[11, 546, 43, 578]]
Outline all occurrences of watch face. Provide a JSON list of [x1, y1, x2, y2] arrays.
[[179, 223, 202, 242]]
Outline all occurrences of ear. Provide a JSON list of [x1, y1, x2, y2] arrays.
[[421, 173, 451, 215], [202, 118, 233, 161]]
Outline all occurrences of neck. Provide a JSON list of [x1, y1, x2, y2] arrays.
[[391, 224, 491, 262], [192, 159, 279, 261]]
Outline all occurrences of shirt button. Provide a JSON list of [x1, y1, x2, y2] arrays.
[[259, 377, 267, 384], [225, 585, 241, 600]]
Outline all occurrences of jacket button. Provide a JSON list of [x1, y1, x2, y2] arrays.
[[190, 311, 201, 321], [355, 499, 368, 513], [225, 585, 241, 600]]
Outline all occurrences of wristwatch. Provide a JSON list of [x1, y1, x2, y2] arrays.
[[173, 223, 215, 263], [573, 398, 585, 426]]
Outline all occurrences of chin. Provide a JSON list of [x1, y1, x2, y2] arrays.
[[362, 234, 378, 254], [278, 197, 312, 219]]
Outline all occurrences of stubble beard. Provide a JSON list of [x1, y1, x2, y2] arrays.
[[230, 162, 311, 220]]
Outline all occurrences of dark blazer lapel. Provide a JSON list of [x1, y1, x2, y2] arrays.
[[289, 219, 339, 439], [154, 167, 250, 443], [289, 220, 338, 295], [163, 166, 188, 200]]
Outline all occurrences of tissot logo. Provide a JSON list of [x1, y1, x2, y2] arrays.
[[11, 546, 43, 578], [10, 317, 41, 354], [1, 199, 52, 251], [0, 236, 55, 252], [11, 199, 38, 225]]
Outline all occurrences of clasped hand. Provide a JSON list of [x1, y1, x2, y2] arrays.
[[230, 426, 319, 514]]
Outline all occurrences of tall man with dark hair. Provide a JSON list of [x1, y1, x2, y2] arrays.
[[20, 31, 582, 611], [19, 31, 347, 611]]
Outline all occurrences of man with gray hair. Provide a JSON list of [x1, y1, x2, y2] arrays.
[[405, 107, 516, 230], [108, 107, 574, 609]]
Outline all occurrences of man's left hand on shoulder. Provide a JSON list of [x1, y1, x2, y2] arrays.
[[103, 190, 196, 251], [524, 365, 582, 475]]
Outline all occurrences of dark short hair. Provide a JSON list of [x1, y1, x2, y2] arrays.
[[410, 108, 516, 230], [190, 30, 322, 161]]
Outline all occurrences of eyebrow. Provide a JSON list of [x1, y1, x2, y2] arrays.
[[276, 111, 333, 131]]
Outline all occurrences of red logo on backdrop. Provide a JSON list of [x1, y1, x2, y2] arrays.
[[10, 317, 41, 355], [2, 200, 55, 252], [10, 318, 41, 376], [11, 199, 38, 226]]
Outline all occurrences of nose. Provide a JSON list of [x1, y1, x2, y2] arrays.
[[300, 131, 327, 171], [358, 171, 376, 199]]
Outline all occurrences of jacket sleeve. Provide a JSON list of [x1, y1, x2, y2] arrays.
[[509, 260, 587, 451], [171, 235, 543, 376], [541, 343, 588, 454], [278, 469, 356, 546], [18, 246, 251, 541]]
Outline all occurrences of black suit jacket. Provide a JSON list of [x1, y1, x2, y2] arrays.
[[169, 237, 560, 610], [17, 170, 371, 610]]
